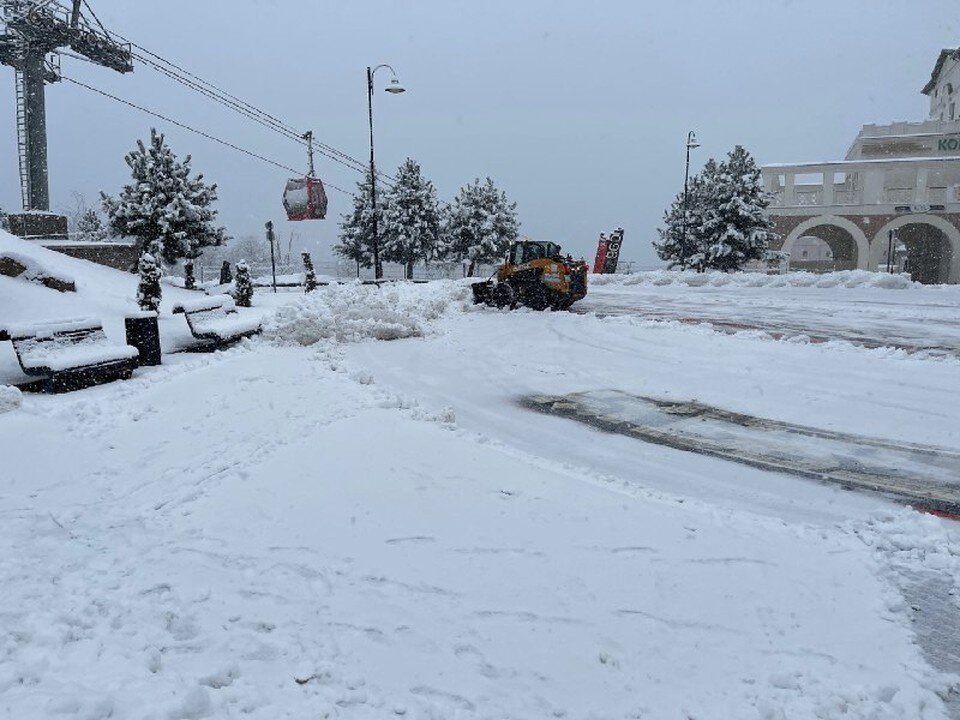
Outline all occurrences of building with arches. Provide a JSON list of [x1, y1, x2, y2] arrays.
[[761, 48, 960, 284]]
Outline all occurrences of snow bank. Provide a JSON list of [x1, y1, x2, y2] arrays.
[[264, 280, 470, 345], [0, 385, 21, 413], [591, 269, 930, 290]]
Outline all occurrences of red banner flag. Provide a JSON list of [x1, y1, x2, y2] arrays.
[[593, 234, 608, 274]]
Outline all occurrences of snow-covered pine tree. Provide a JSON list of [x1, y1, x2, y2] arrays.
[[381, 158, 441, 279], [183, 260, 196, 290], [335, 171, 379, 275], [698, 146, 775, 272], [75, 208, 109, 242], [302, 251, 318, 292], [443, 178, 519, 276], [101, 129, 228, 265], [0, 207, 9, 232], [654, 168, 712, 270], [219, 260, 233, 285], [136, 252, 162, 312], [234, 260, 253, 307]]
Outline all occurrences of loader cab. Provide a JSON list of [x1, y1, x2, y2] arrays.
[[508, 241, 563, 266]]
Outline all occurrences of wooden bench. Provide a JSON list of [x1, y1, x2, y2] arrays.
[[1, 318, 139, 393], [172, 295, 262, 350]]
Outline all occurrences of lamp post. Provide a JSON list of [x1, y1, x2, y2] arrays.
[[265, 220, 277, 293], [367, 64, 405, 280], [886, 229, 896, 273], [682, 130, 700, 269]]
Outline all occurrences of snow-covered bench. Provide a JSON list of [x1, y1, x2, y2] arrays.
[[1, 318, 139, 393], [172, 295, 262, 350]]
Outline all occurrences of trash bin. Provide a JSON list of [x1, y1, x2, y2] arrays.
[[124, 311, 161, 366]]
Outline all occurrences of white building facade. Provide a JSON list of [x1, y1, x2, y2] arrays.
[[761, 48, 960, 284]]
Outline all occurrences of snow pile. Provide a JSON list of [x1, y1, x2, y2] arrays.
[[853, 510, 960, 582], [0, 384, 21, 413], [591, 269, 928, 290], [264, 281, 470, 345], [0, 250, 76, 291]]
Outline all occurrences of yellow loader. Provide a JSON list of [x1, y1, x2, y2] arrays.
[[471, 240, 588, 311]]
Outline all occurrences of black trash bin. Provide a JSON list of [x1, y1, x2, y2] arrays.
[[124, 311, 161, 366]]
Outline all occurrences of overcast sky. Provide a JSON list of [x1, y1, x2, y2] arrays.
[[1, 0, 957, 265]]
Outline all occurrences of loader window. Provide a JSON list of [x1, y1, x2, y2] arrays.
[[510, 244, 524, 265], [524, 244, 546, 262]]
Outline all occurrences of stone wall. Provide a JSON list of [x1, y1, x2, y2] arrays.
[[43, 243, 140, 272]]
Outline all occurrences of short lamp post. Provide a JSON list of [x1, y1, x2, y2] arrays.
[[367, 64, 405, 280], [265, 220, 277, 293], [682, 130, 700, 269], [886, 229, 897, 274]]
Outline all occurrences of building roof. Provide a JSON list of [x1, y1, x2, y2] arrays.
[[922, 48, 960, 95]]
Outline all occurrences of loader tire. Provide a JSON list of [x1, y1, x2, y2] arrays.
[[492, 283, 515, 309], [523, 283, 550, 311]]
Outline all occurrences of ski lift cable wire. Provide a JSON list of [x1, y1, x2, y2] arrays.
[[60, 74, 351, 196], [128, 49, 398, 185], [79, 0, 108, 36], [132, 55, 310, 145], [110, 36, 398, 183], [133, 54, 394, 187]]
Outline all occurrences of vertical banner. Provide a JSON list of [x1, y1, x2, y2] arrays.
[[603, 228, 624, 274], [593, 234, 609, 274]]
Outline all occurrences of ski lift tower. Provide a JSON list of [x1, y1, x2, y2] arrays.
[[0, 0, 132, 228]]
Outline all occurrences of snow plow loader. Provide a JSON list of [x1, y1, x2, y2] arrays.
[[471, 240, 589, 311]]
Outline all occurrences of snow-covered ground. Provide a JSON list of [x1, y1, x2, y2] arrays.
[[2, 241, 959, 718], [582, 270, 960, 358]]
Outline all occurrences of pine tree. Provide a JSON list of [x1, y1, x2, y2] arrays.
[[234, 260, 253, 307], [101, 129, 228, 264], [443, 177, 519, 276], [136, 252, 162, 312], [0, 207, 9, 233], [183, 260, 196, 290], [698, 146, 775, 272], [335, 170, 379, 274], [654, 170, 711, 271], [302, 251, 318, 292], [219, 260, 233, 285], [75, 208, 109, 242], [381, 158, 442, 279]]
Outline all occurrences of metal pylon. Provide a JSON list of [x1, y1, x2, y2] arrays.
[[14, 67, 31, 209]]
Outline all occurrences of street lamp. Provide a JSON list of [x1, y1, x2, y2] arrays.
[[682, 130, 700, 270], [367, 64, 405, 279]]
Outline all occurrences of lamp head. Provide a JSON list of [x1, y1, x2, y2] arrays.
[[385, 77, 406, 94], [687, 131, 700, 149]]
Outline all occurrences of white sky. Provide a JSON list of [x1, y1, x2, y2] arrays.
[[1, 0, 957, 264]]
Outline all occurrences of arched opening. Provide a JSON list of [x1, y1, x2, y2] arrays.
[[780, 215, 870, 272], [883, 223, 954, 284], [786, 226, 857, 272]]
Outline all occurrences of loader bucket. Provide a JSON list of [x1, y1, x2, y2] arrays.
[[471, 281, 494, 305]]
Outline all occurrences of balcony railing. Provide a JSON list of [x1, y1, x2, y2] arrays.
[[796, 189, 822, 206], [834, 189, 861, 205], [763, 159, 960, 209], [883, 188, 914, 203]]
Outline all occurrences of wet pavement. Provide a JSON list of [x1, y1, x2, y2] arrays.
[[523, 390, 960, 516]]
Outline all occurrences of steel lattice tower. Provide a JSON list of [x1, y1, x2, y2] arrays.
[[0, 0, 132, 211]]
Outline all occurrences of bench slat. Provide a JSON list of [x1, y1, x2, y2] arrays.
[[173, 294, 236, 314]]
